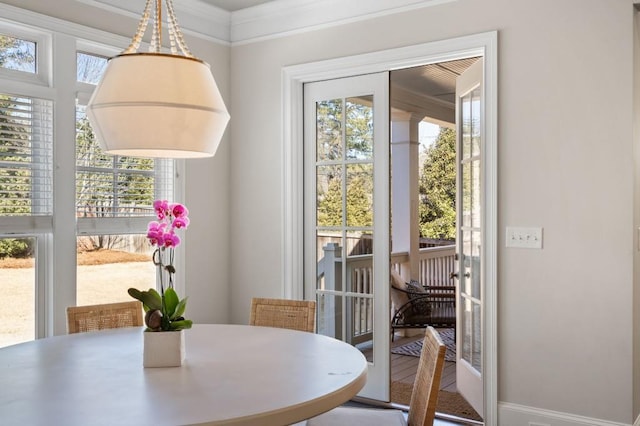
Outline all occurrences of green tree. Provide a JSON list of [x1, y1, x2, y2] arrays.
[[316, 99, 342, 161], [316, 98, 373, 229], [419, 127, 456, 240], [345, 97, 373, 160], [346, 165, 372, 227], [317, 171, 342, 227]]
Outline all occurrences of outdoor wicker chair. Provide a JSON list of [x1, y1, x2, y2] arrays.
[[66, 300, 143, 334], [249, 297, 316, 333], [390, 269, 456, 340], [307, 326, 446, 426]]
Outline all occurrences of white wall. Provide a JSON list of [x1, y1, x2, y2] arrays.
[[229, 0, 635, 424]]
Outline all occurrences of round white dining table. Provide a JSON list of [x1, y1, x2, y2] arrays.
[[0, 324, 367, 425]]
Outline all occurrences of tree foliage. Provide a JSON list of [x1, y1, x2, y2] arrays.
[[419, 127, 456, 240], [316, 98, 373, 229], [0, 35, 35, 71]]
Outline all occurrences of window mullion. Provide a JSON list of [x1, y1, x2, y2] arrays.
[[51, 32, 78, 337]]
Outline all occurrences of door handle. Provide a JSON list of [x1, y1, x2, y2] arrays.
[[450, 271, 470, 280]]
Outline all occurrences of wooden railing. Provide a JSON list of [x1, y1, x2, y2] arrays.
[[316, 244, 456, 344]]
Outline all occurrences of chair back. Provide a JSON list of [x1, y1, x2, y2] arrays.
[[249, 297, 316, 333], [67, 301, 143, 334], [407, 326, 447, 426]]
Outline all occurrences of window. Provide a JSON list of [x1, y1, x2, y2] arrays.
[[0, 34, 36, 74], [0, 13, 179, 346], [76, 233, 155, 305], [0, 236, 35, 347], [0, 94, 53, 216], [75, 102, 172, 219], [76, 51, 107, 85]]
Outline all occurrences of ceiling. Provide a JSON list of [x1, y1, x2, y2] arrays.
[[198, 0, 277, 12], [391, 57, 480, 105]]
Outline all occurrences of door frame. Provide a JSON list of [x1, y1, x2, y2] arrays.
[[282, 31, 498, 423]]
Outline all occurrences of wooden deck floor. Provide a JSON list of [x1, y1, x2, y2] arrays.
[[359, 331, 457, 393], [390, 333, 457, 393], [356, 332, 483, 425]]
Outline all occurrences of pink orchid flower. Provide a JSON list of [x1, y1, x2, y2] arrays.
[[153, 199, 170, 220], [146, 221, 168, 246], [172, 216, 190, 229], [163, 232, 181, 248], [170, 203, 189, 218]]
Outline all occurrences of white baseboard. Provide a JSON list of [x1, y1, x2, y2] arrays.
[[634, 413, 639, 426], [499, 402, 631, 426]]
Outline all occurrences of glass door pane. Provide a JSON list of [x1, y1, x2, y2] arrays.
[[314, 95, 375, 351]]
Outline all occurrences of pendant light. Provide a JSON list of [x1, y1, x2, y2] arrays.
[[87, 0, 230, 158]]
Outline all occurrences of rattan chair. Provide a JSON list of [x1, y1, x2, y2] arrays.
[[307, 326, 446, 426], [66, 301, 144, 334], [249, 297, 316, 333]]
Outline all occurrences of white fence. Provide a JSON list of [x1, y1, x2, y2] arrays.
[[316, 244, 456, 344]]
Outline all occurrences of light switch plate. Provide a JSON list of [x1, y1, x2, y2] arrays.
[[506, 227, 543, 249]]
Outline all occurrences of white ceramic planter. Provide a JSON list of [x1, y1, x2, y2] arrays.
[[143, 329, 185, 367]]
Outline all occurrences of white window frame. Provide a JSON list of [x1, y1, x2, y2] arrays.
[[0, 4, 184, 338], [0, 17, 51, 87]]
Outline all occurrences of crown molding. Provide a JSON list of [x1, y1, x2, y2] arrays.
[[75, 0, 456, 45], [0, 2, 131, 48], [76, 0, 231, 44], [231, 0, 456, 44]]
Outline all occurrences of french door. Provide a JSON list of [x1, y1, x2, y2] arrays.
[[303, 72, 390, 401], [454, 57, 484, 416]]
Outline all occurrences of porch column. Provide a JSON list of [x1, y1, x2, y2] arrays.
[[391, 112, 422, 281]]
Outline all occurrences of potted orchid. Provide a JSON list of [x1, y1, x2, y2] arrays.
[[129, 200, 192, 367], [128, 200, 193, 332], [128, 200, 193, 367]]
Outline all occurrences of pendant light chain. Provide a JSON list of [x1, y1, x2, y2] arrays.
[[121, 0, 194, 58], [123, 0, 153, 54], [150, 0, 161, 53], [165, 0, 193, 57]]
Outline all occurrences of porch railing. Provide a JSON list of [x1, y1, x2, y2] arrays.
[[316, 243, 456, 344]]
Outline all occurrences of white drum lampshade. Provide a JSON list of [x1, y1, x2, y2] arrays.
[[87, 53, 229, 158], [86, 0, 230, 159]]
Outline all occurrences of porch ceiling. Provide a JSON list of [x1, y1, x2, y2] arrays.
[[389, 57, 480, 125], [391, 57, 480, 106]]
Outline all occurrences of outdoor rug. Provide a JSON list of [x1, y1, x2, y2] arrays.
[[391, 328, 456, 362], [390, 381, 483, 422]]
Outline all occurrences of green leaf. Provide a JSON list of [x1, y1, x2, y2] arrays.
[[172, 297, 188, 320], [148, 288, 161, 300], [163, 287, 179, 318], [128, 288, 162, 311], [169, 319, 193, 331]]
